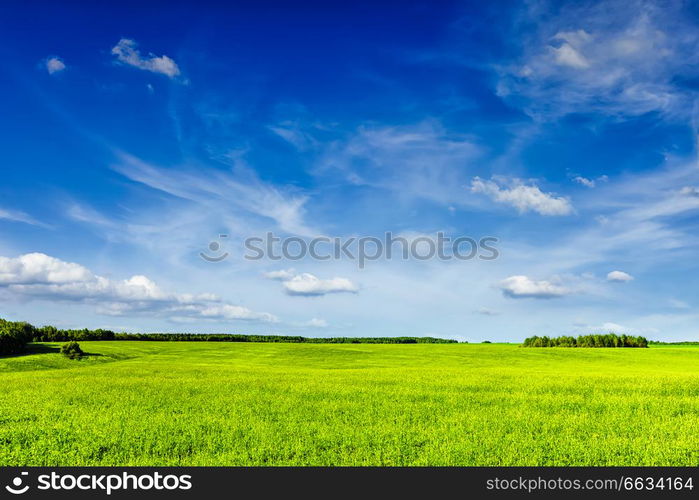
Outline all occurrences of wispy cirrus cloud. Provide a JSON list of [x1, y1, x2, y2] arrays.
[[315, 120, 480, 206], [112, 151, 318, 237], [497, 0, 699, 120], [269, 121, 320, 152], [0, 207, 47, 227]]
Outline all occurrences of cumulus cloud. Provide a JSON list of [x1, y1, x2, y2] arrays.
[[265, 270, 358, 296], [45, 57, 66, 74], [607, 270, 634, 282], [111, 38, 180, 78], [283, 274, 358, 296], [498, 275, 570, 299], [471, 177, 573, 215], [0, 253, 276, 322], [0, 253, 93, 285]]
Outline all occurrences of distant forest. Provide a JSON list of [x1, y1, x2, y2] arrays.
[[523, 334, 648, 348], [649, 341, 699, 345], [0, 318, 457, 355], [3, 318, 688, 356]]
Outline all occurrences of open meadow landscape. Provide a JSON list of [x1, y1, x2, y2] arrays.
[[3, 2, 699, 490], [1, 341, 697, 466]]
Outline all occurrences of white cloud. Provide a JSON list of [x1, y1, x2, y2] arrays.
[[263, 269, 297, 281], [574, 176, 595, 188], [497, 0, 699, 120], [305, 318, 329, 328], [111, 38, 180, 78], [0, 253, 93, 285], [554, 29, 593, 47], [551, 42, 590, 69], [284, 274, 358, 296], [0, 253, 276, 322], [45, 57, 66, 74], [471, 177, 573, 215], [607, 270, 634, 282], [573, 175, 609, 188], [264, 270, 358, 297], [198, 304, 275, 322], [514, 160, 699, 285], [498, 275, 571, 299]]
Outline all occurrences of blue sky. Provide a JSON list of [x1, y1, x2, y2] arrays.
[[1, 0, 699, 341]]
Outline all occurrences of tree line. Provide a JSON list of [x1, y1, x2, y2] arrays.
[[106, 333, 457, 344], [0, 318, 457, 354], [2, 318, 659, 356], [649, 341, 699, 345], [522, 333, 648, 348]]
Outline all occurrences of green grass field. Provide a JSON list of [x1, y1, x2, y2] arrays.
[[1, 342, 697, 466]]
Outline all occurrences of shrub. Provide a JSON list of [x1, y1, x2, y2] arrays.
[[60, 341, 84, 360]]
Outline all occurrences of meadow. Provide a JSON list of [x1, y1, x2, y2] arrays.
[[0, 342, 697, 466]]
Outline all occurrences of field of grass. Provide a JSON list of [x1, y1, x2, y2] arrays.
[[0, 341, 697, 466]]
